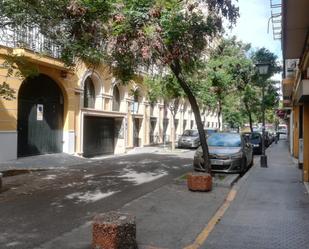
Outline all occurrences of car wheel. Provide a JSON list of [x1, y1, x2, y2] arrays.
[[240, 157, 247, 175]]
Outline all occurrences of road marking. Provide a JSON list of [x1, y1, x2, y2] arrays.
[[183, 188, 237, 249], [139, 246, 168, 249]]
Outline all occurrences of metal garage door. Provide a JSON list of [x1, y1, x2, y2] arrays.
[[18, 74, 63, 157], [83, 116, 115, 157]]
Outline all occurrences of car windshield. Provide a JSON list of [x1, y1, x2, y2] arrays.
[[205, 129, 217, 135], [208, 133, 241, 147], [182, 130, 198, 136], [250, 133, 261, 140]]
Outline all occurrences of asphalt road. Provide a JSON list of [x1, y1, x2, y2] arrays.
[[0, 152, 194, 249]]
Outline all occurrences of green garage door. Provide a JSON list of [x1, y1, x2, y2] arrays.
[[83, 116, 115, 157], [17, 74, 63, 157]]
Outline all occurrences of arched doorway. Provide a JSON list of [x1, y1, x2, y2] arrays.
[[17, 74, 64, 157]]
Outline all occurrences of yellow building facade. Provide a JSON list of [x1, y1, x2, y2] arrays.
[[0, 44, 221, 162]]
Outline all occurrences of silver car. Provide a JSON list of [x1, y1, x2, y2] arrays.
[[178, 129, 200, 148], [193, 133, 253, 173]]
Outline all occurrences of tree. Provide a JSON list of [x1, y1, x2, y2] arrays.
[[0, 0, 239, 173], [222, 93, 246, 131], [242, 84, 260, 132], [205, 58, 233, 129], [251, 48, 281, 127], [205, 37, 251, 130]]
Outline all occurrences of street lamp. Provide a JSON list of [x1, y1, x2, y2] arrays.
[[256, 63, 270, 168]]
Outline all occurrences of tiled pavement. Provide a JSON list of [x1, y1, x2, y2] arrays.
[[203, 139, 309, 249]]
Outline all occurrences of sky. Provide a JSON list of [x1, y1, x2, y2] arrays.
[[226, 0, 282, 81]]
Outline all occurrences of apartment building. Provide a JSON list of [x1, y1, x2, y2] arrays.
[[0, 27, 221, 162], [281, 0, 309, 181]]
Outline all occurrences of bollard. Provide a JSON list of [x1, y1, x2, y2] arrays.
[[92, 211, 137, 249]]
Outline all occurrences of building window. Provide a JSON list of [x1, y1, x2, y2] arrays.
[[175, 119, 179, 133], [183, 120, 187, 131], [150, 102, 155, 116], [164, 101, 168, 117], [84, 77, 95, 108], [131, 89, 140, 114], [112, 85, 120, 112]]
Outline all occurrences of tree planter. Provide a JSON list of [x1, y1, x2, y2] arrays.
[[92, 211, 137, 249], [187, 172, 212, 192]]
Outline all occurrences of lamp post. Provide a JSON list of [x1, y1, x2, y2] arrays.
[[256, 63, 270, 168]]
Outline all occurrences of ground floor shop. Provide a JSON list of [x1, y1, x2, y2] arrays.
[[286, 102, 309, 182]]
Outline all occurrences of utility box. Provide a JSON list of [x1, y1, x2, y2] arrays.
[[299, 138, 304, 169]]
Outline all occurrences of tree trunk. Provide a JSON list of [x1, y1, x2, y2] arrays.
[[171, 113, 176, 151], [245, 102, 253, 132], [169, 99, 179, 151], [217, 100, 222, 131], [170, 60, 211, 173]]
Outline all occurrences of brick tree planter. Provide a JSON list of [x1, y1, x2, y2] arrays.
[[187, 172, 212, 192], [92, 211, 137, 249]]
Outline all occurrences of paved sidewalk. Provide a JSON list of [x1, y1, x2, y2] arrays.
[[203, 139, 309, 249]]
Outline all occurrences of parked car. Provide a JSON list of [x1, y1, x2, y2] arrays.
[[265, 131, 274, 147], [178, 129, 218, 148], [193, 133, 253, 174], [243, 132, 262, 155], [278, 128, 287, 135], [267, 129, 276, 143], [178, 129, 200, 148], [205, 128, 218, 137], [253, 129, 272, 147]]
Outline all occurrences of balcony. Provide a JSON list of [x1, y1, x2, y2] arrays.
[[0, 25, 61, 59], [295, 79, 309, 103], [282, 78, 294, 100]]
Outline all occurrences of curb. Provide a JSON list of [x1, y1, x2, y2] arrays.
[[212, 174, 240, 188]]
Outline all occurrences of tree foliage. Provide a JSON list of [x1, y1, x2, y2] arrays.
[[0, 82, 15, 100], [204, 38, 281, 131], [205, 37, 252, 129]]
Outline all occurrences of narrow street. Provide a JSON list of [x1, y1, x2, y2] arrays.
[[203, 139, 309, 249], [0, 151, 193, 249]]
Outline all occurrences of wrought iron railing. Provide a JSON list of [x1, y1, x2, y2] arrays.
[[0, 25, 62, 58]]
